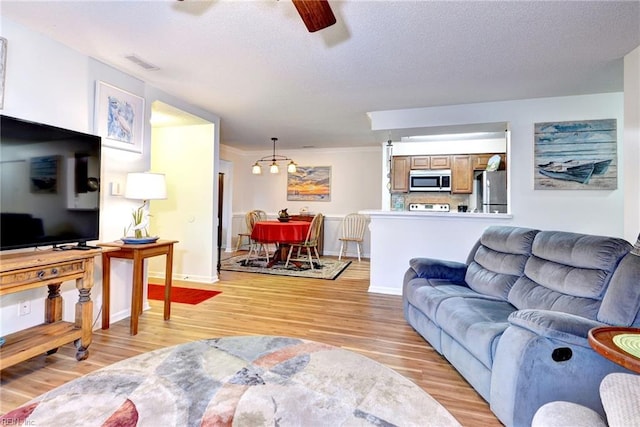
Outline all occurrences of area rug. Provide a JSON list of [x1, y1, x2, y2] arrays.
[[1, 336, 460, 426], [220, 255, 351, 280], [147, 284, 221, 305]]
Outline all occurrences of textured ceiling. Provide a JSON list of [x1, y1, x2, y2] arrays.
[[2, 1, 639, 151]]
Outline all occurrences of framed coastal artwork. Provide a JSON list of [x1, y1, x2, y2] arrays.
[[287, 166, 331, 201], [94, 81, 145, 153], [534, 119, 617, 190]]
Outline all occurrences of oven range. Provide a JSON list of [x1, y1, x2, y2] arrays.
[[408, 203, 450, 212]]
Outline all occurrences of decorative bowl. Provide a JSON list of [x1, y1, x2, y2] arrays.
[[277, 217, 290, 222]]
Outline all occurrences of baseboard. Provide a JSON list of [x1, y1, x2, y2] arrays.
[[148, 273, 218, 284], [367, 285, 402, 296], [97, 302, 151, 331]]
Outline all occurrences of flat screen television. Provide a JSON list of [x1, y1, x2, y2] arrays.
[[0, 115, 101, 251]]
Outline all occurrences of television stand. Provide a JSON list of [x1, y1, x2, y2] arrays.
[[0, 247, 113, 369]]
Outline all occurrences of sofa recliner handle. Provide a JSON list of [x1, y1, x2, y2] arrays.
[[552, 347, 573, 362]]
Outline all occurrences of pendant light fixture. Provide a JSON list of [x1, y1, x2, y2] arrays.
[[251, 137, 297, 175]]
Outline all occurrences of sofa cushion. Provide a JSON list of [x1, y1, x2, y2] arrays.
[[435, 296, 516, 369], [405, 279, 502, 322], [508, 231, 631, 319], [465, 226, 538, 300], [508, 275, 602, 319], [531, 231, 630, 271]]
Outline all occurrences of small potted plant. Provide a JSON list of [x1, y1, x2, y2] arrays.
[[123, 203, 153, 241]]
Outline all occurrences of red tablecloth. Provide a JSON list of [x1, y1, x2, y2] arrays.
[[251, 220, 310, 244]]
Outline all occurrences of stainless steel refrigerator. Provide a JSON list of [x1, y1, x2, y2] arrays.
[[475, 170, 507, 213]]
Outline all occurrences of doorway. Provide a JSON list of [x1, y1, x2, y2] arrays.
[[149, 101, 220, 282]]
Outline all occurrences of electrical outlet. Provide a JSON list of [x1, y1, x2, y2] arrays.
[[19, 300, 31, 316]]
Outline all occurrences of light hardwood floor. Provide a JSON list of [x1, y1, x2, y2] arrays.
[[0, 254, 502, 426]]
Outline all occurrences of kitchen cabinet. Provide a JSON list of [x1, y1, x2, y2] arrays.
[[472, 153, 507, 170], [391, 156, 410, 193], [430, 155, 451, 169], [410, 156, 430, 170], [409, 155, 451, 170], [451, 155, 473, 194]]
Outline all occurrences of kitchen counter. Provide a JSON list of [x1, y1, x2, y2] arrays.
[[359, 209, 513, 295], [362, 209, 512, 219]]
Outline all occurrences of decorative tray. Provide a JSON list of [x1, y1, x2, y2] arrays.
[[121, 237, 160, 244]]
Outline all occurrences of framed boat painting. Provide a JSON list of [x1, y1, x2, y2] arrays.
[[287, 166, 331, 201], [94, 81, 145, 153], [534, 119, 617, 190]]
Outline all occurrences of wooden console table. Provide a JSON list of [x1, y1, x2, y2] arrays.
[[0, 248, 107, 369], [99, 240, 178, 336]]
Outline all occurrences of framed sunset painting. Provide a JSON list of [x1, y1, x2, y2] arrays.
[[287, 166, 331, 201]]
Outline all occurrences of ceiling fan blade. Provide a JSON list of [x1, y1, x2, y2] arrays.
[[292, 0, 337, 33]]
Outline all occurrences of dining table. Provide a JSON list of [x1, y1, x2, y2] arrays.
[[250, 220, 311, 267]]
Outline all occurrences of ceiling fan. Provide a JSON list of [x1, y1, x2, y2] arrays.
[[291, 0, 336, 32], [176, 0, 337, 33]]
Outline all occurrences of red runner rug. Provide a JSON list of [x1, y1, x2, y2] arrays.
[[148, 284, 221, 305]]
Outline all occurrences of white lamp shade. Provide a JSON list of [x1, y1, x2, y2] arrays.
[[125, 172, 167, 200]]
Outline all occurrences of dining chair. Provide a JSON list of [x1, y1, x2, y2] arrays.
[[253, 210, 268, 221], [235, 210, 255, 251], [244, 210, 270, 264], [236, 209, 270, 252], [338, 213, 368, 262], [285, 213, 324, 270], [251, 210, 271, 252]]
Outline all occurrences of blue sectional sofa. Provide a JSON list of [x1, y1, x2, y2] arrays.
[[403, 226, 640, 427]]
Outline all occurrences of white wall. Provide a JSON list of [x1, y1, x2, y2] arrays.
[[366, 85, 640, 294], [150, 124, 217, 282], [624, 45, 640, 242], [0, 18, 220, 335], [0, 18, 146, 335], [220, 145, 381, 256], [370, 93, 629, 238]]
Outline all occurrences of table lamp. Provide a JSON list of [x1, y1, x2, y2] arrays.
[[123, 172, 167, 241]]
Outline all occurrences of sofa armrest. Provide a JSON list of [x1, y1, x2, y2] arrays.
[[508, 309, 605, 348], [408, 258, 468, 284]]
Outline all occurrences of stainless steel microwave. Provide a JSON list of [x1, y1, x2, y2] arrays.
[[409, 169, 452, 192]]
